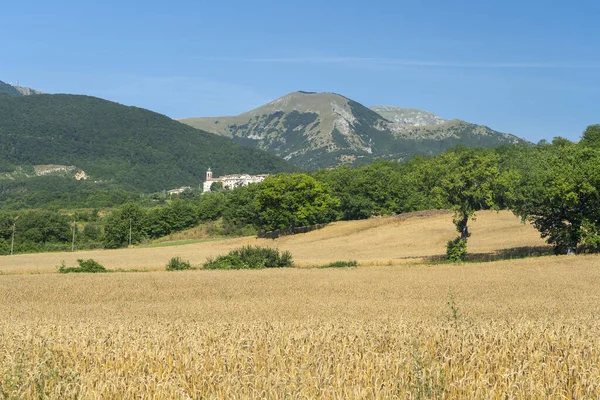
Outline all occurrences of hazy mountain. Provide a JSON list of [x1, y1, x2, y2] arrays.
[[180, 91, 528, 169], [0, 80, 42, 97], [0, 81, 23, 97], [0, 94, 294, 193], [13, 85, 43, 96]]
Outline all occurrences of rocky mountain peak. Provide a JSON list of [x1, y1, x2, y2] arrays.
[[371, 106, 447, 131], [179, 92, 529, 170]]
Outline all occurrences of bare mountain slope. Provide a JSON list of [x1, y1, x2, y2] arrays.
[[370, 106, 447, 131], [180, 91, 528, 169]]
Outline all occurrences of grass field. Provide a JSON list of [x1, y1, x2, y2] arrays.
[[1, 211, 599, 398]]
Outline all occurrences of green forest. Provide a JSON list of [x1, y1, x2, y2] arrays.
[[2, 124, 600, 257], [0, 94, 294, 194]]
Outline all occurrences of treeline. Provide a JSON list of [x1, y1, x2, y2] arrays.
[[0, 194, 232, 254], [2, 125, 600, 256]]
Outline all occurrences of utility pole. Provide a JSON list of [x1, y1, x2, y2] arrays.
[[10, 223, 16, 256], [129, 218, 132, 246], [10, 216, 19, 255], [71, 219, 76, 252]]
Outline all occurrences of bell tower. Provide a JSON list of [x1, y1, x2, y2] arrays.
[[206, 168, 213, 181]]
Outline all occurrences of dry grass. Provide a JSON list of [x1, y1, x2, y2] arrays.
[[2, 210, 598, 398], [0, 210, 547, 274]]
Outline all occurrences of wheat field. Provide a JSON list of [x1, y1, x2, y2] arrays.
[[0, 210, 547, 274], [1, 211, 599, 398]]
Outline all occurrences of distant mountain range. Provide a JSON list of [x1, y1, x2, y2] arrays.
[[0, 80, 529, 192], [0, 92, 294, 194], [180, 91, 528, 169]]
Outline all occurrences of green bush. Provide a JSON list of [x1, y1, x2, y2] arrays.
[[446, 238, 467, 262], [58, 258, 108, 273], [204, 246, 293, 270], [166, 256, 193, 271], [318, 260, 358, 268]]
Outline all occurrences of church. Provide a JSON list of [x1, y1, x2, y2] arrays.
[[202, 168, 268, 193]]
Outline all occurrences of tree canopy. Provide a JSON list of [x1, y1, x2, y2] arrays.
[[253, 174, 340, 232], [426, 147, 501, 241], [508, 140, 600, 254]]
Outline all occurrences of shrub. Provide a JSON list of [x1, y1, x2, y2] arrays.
[[318, 260, 358, 268], [204, 246, 293, 270], [166, 256, 193, 271], [446, 238, 467, 262], [58, 258, 108, 273]]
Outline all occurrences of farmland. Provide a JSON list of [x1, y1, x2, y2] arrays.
[[0, 210, 545, 274], [1, 211, 599, 398]]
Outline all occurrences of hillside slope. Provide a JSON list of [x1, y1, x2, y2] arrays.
[[0, 94, 294, 193], [0, 81, 22, 97], [0, 80, 41, 97], [180, 92, 528, 169]]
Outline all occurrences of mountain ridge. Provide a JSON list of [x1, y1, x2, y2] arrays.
[[180, 91, 528, 169]]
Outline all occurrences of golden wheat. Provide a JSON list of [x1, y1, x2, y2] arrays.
[[1, 254, 600, 398]]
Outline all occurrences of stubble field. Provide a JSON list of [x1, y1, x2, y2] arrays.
[[1, 211, 599, 398]]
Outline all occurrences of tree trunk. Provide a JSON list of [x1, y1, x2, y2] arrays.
[[458, 215, 469, 240]]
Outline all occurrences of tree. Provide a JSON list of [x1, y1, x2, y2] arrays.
[[222, 184, 260, 228], [426, 148, 501, 259], [508, 142, 600, 254], [196, 192, 226, 222], [313, 165, 375, 220], [253, 174, 340, 232], [312, 160, 435, 220], [102, 203, 147, 248], [210, 181, 224, 192], [17, 211, 71, 244], [580, 124, 600, 148]]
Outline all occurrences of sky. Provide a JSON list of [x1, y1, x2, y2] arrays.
[[1, 0, 599, 143]]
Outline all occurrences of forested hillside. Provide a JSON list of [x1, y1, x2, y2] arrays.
[[0, 94, 295, 196]]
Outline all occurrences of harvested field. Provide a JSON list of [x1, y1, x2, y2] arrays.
[[0, 210, 547, 274]]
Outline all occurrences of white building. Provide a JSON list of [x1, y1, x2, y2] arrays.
[[202, 168, 268, 193], [167, 186, 192, 195]]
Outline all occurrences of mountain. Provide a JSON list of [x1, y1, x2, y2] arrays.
[[0, 81, 23, 97], [13, 85, 43, 96], [0, 80, 42, 97], [0, 94, 294, 194], [370, 106, 447, 130], [180, 92, 528, 169]]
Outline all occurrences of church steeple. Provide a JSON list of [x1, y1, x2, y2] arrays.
[[206, 168, 213, 180]]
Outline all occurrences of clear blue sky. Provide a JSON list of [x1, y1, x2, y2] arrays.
[[2, 0, 598, 142]]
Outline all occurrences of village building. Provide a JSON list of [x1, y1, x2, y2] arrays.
[[202, 168, 268, 193], [167, 186, 192, 196]]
